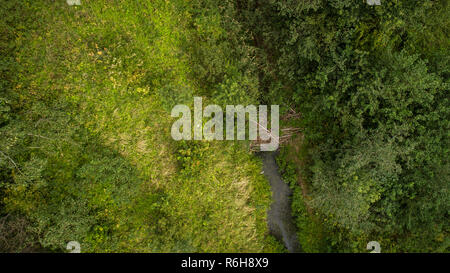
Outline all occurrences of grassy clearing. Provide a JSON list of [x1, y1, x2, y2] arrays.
[[0, 0, 282, 252]]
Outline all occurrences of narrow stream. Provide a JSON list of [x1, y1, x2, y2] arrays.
[[259, 151, 302, 253]]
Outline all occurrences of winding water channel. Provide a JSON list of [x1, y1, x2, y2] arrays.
[[259, 151, 302, 253]]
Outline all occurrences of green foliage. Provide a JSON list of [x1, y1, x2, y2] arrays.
[[1, 0, 447, 253], [0, 0, 279, 253], [234, 0, 449, 252], [277, 147, 329, 253]]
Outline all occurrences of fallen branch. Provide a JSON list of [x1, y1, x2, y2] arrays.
[[0, 150, 24, 176]]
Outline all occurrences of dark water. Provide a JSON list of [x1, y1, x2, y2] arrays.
[[259, 151, 302, 253]]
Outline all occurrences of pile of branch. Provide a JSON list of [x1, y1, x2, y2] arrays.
[[249, 127, 302, 152], [249, 107, 302, 151], [279, 127, 302, 143], [281, 107, 301, 121]]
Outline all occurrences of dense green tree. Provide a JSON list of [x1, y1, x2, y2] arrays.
[[232, 0, 449, 251]]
